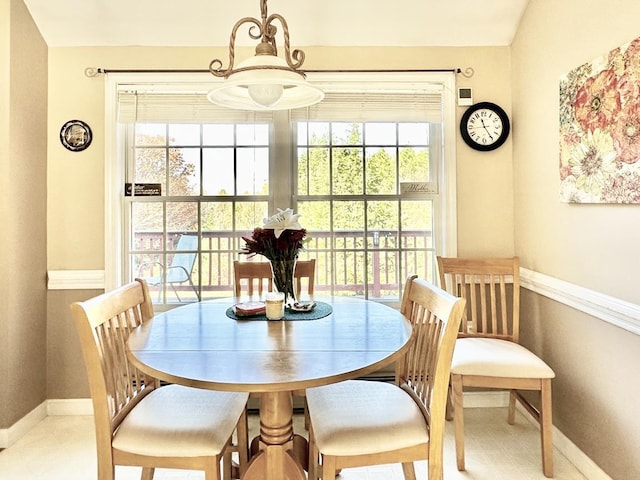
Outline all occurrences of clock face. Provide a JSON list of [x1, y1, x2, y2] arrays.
[[466, 109, 503, 144], [460, 102, 510, 151]]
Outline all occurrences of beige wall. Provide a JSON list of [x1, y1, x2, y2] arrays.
[[46, 45, 514, 399], [7, 1, 640, 478], [512, 1, 640, 478], [0, 0, 48, 428], [47, 289, 101, 399], [46, 45, 514, 269], [0, 0, 10, 429]]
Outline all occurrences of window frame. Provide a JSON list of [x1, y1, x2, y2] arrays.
[[104, 72, 458, 293]]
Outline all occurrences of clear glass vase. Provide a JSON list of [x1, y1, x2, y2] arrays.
[[270, 259, 296, 305]]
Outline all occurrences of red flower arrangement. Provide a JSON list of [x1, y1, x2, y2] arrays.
[[240, 208, 308, 302], [241, 227, 307, 261]]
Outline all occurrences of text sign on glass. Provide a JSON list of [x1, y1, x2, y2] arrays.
[[124, 183, 162, 197], [400, 182, 437, 196]]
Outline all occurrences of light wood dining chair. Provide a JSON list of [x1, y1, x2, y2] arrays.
[[305, 275, 466, 480], [233, 260, 272, 297], [70, 278, 249, 480], [233, 259, 316, 297], [437, 256, 555, 478], [293, 258, 315, 298]]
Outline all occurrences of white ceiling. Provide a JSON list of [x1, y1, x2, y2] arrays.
[[22, 0, 529, 48]]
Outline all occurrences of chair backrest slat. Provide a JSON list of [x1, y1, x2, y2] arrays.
[[437, 257, 520, 342], [397, 275, 465, 447], [71, 279, 157, 446], [233, 261, 273, 296]]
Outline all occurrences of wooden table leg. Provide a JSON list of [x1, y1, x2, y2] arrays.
[[242, 391, 307, 480]]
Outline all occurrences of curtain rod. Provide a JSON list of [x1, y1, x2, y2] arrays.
[[85, 67, 474, 78]]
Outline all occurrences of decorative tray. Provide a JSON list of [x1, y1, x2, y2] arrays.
[[226, 301, 332, 321], [287, 301, 317, 313]]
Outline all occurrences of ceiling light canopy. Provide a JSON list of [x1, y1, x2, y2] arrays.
[[207, 0, 324, 111]]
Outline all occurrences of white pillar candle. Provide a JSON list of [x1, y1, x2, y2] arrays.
[[265, 292, 285, 320]]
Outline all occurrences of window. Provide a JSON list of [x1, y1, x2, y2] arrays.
[[106, 72, 457, 308], [294, 119, 439, 298], [126, 122, 271, 304]]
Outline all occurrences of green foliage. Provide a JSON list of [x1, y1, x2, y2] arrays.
[[131, 121, 435, 299], [296, 122, 431, 231]]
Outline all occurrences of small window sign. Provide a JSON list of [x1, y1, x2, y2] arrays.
[[400, 182, 437, 195], [125, 183, 162, 196]]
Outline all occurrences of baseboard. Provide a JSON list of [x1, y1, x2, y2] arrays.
[[46, 398, 94, 416], [0, 402, 47, 449], [462, 392, 611, 480], [514, 402, 612, 480]]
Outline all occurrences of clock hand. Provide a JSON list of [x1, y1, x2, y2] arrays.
[[480, 119, 494, 140]]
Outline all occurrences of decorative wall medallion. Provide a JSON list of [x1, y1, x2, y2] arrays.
[[60, 120, 92, 152]]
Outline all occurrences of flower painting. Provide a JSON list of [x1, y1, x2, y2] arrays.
[[559, 36, 640, 203]]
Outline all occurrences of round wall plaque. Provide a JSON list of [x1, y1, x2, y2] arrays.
[[60, 120, 92, 152]]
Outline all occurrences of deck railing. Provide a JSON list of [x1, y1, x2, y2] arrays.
[[133, 230, 433, 302]]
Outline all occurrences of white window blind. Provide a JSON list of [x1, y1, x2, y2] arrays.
[[289, 91, 443, 123], [117, 91, 441, 124], [117, 76, 444, 124], [117, 92, 274, 123]]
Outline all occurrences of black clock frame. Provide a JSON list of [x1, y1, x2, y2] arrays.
[[460, 102, 511, 151]]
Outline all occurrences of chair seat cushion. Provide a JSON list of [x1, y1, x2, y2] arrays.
[[306, 380, 428, 456], [112, 384, 248, 457], [451, 338, 555, 378]]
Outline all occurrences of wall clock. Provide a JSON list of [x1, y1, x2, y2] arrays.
[[460, 102, 510, 151], [60, 120, 92, 152]]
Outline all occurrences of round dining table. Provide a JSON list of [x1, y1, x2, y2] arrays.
[[126, 296, 414, 480]]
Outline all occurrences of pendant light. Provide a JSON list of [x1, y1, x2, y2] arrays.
[[207, 0, 324, 111]]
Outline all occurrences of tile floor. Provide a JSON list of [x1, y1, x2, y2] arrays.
[[0, 407, 587, 480]]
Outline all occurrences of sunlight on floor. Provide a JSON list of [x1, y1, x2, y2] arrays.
[[0, 408, 587, 480]]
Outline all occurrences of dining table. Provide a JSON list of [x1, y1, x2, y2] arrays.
[[126, 295, 414, 480]]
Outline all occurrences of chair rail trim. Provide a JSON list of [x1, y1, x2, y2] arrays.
[[47, 270, 105, 290], [46, 268, 640, 336], [520, 267, 640, 336]]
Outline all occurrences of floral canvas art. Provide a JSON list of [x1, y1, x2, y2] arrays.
[[559, 36, 640, 203]]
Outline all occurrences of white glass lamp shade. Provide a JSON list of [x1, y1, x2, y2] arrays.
[[207, 55, 324, 111], [248, 83, 284, 107]]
